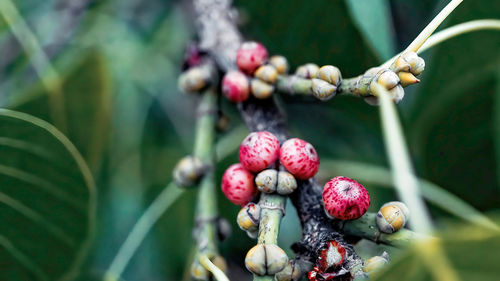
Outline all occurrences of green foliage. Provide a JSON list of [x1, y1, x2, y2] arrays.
[[0, 109, 95, 280]]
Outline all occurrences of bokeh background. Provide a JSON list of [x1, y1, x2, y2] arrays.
[[0, 0, 499, 280]]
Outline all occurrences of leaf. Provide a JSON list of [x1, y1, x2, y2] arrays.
[[9, 51, 112, 170], [344, 0, 396, 61], [372, 220, 500, 281], [320, 160, 498, 230], [0, 109, 96, 281]]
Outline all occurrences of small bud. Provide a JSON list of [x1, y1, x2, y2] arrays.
[[237, 203, 261, 232], [276, 171, 297, 195], [316, 65, 342, 86], [178, 67, 208, 93], [398, 71, 420, 87], [251, 79, 274, 99], [392, 56, 411, 73], [311, 78, 337, 101], [245, 244, 288, 276], [211, 255, 228, 274], [377, 71, 400, 90], [365, 83, 405, 106], [255, 64, 278, 84], [362, 252, 389, 274], [275, 260, 303, 281], [376, 201, 409, 233], [255, 169, 278, 193], [173, 156, 205, 188], [296, 63, 319, 79], [222, 70, 250, 102], [402, 51, 425, 76], [191, 259, 209, 280], [236, 41, 268, 74], [269, 55, 289, 74]]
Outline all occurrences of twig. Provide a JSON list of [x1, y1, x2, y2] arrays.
[[199, 253, 230, 281]]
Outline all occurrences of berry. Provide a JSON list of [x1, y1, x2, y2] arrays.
[[322, 176, 370, 220], [279, 138, 319, 180], [245, 244, 288, 276], [222, 70, 250, 102], [236, 41, 268, 74], [221, 164, 256, 206], [239, 131, 280, 173]]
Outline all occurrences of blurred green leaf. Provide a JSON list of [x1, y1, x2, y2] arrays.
[[373, 220, 500, 281], [320, 160, 498, 230], [0, 109, 95, 281], [345, 0, 396, 61], [9, 51, 112, 171], [405, 0, 500, 210]]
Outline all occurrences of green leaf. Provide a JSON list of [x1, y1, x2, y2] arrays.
[[9, 51, 112, 170], [320, 160, 498, 230], [373, 220, 500, 281], [0, 109, 96, 281], [345, 0, 396, 61]]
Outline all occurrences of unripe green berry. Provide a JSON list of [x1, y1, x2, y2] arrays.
[[376, 201, 409, 233], [251, 79, 274, 99], [276, 171, 297, 195], [317, 65, 342, 86], [269, 55, 289, 74], [295, 63, 319, 79], [311, 78, 337, 101], [255, 169, 278, 193], [237, 203, 261, 232], [173, 155, 205, 188], [255, 64, 278, 84], [245, 244, 288, 276], [275, 260, 302, 281]]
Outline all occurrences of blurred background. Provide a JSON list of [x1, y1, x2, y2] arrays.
[[0, 0, 499, 280]]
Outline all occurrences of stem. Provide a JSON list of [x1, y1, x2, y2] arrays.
[[342, 213, 426, 248], [198, 253, 230, 281], [193, 90, 219, 257], [103, 183, 185, 281], [0, 0, 66, 131]]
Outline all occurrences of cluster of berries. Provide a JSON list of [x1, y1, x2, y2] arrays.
[[222, 42, 289, 102]]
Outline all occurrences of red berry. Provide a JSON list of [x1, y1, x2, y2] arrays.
[[239, 131, 280, 173], [322, 176, 370, 220], [222, 71, 250, 102], [279, 138, 319, 180], [236, 41, 268, 74], [221, 164, 256, 206]]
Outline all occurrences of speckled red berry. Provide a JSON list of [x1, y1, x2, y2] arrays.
[[239, 131, 280, 173], [279, 138, 319, 180], [236, 41, 268, 74], [322, 176, 370, 220], [222, 163, 256, 206], [222, 70, 250, 102]]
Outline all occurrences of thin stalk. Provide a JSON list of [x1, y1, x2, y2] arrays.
[[0, 0, 66, 131], [254, 193, 287, 281], [199, 254, 230, 281], [103, 183, 184, 281], [373, 83, 461, 281]]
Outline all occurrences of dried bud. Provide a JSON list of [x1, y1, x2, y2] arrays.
[[316, 65, 342, 86], [245, 244, 289, 276], [296, 63, 319, 79], [376, 201, 409, 233], [237, 203, 261, 232], [276, 171, 297, 195], [255, 64, 279, 84], [251, 79, 275, 99], [173, 156, 205, 188], [317, 240, 346, 271], [255, 169, 278, 193], [270, 55, 289, 74], [398, 71, 420, 87], [362, 252, 389, 274], [311, 78, 337, 101]]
